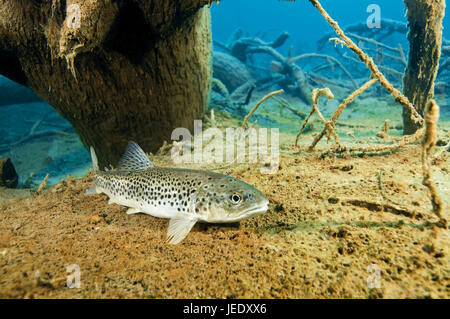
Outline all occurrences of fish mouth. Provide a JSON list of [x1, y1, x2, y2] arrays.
[[244, 204, 269, 217], [207, 204, 269, 223]]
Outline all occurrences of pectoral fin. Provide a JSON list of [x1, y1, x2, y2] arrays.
[[85, 186, 98, 195], [126, 208, 141, 215], [166, 217, 197, 245]]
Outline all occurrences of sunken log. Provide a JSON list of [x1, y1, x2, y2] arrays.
[[212, 51, 254, 93], [0, 0, 213, 168]]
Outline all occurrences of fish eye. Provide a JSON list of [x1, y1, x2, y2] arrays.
[[229, 193, 242, 204]]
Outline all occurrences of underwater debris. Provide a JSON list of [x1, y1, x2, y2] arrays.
[[308, 79, 377, 150], [212, 52, 254, 93], [340, 198, 426, 220], [241, 89, 284, 129], [215, 30, 315, 104], [295, 78, 381, 151], [36, 173, 50, 195], [421, 100, 447, 228], [248, 45, 312, 104], [287, 53, 357, 89], [214, 29, 290, 63], [317, 19, 409, 51], [376, 120, 390, 139], [209, 76, 255, 117], [346, 33, 407, 67], [231, 82, 256, 111], [320, 128, 425, 158], [299, 0, 435, 157], [306, 0, 446, 228], [0, 110, 72, 154], [342, 52, 404, 79], [295, 87, 334, 147], [273, 97, 306, 119]]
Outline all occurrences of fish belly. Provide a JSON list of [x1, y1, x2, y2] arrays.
[[96, 186, 190, 220]]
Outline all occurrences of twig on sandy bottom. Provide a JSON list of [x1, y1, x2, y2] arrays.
[[241, 89, 284, 129], [35, 173, 49, 194], [295, 88, 334, 147], [340, 198, 429, 220], [376, 169, 402, 206], [307, 78, 378, 150], [376, 120, 390, 139], [421, 100, 447, 228], [210, 109, 216, 128], [320, 127, 424, 158]]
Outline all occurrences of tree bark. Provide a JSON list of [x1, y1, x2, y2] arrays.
[[402, 0, 445, 135], [0, 0, 213, 168]]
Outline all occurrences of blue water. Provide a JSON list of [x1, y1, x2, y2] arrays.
[[211, 0, 450, 49]]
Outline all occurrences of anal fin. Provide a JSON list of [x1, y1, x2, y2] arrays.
[[166, 217, 197, 245]]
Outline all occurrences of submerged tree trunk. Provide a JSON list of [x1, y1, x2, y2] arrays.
[[0, 0, 213, 168], [402, 0, 445, 135]]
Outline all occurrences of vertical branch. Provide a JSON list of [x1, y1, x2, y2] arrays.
[[421, 100, 447, 228]]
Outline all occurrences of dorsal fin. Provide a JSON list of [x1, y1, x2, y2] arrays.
[[116, 141, 154, 172]]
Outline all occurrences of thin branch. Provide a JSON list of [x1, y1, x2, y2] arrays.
[[320, 128, 424, 157], [241, 89, 284, 129], [291, 53, 358, 89], [347, 32, 400, 53], [272, 97, 307, 119]]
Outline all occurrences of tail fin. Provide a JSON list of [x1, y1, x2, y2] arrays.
[[86, 146, 100, 195], [90, 146, 99, 171]]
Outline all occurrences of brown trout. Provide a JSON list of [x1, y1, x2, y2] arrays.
[[87, 141, 269, 244]]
